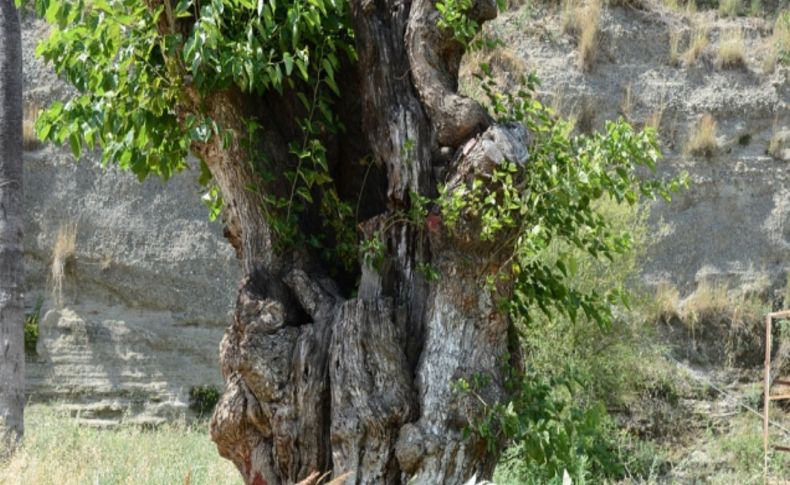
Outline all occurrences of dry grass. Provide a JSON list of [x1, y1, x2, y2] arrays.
[[719, 0, 740, 17], [677, 280, 768, 367], [578, 0, 602, 71], [619, 83, 633, 121], [683, 25, 709, 65], [717, 28, 746, 68], [563, 0, 603, 71], [669, 28, 684, 66], [767, 116, 786, 159], [549, 87, 579, 133], [51, 223, 77, 307], [785, 269, 790, 308], [681, 280, 731, 325], [644, 89, 668, 134], [764, 11, 790, 73], [648, 281, 681, 322], [0, 404, 240, 485], [561, 0, 583, 35], [685, 113, 718, 156], [23, 102, 41, 151]]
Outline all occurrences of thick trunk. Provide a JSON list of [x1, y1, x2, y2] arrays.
[[0, 0, 24, 456], [209, 1, 523, 483]]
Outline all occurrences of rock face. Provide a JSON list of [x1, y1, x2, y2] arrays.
[[22, 18, 240, 422], [471, 3, 790, 299]]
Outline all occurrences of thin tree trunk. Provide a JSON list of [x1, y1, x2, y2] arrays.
[[0, 0, 24, 457], [207, 1, 524, 483]]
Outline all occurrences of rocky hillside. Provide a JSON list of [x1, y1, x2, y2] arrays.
[[465, 0, 789, 299]]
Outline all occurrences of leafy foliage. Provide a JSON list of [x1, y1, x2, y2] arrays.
[[188, 385, 221, 416], [447, 69, 687, 481], [24, 297, 44, 356], [27, 0, 356, 267], [440, 70, 686, 327]]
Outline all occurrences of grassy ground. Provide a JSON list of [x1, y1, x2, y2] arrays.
[[0, 404, 240, 485]]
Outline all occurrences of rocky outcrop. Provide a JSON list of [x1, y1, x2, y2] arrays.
[[21, 17, 240, 422], [471, 3, 789, 298]]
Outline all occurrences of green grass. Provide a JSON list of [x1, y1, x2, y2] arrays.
[[0, 404, 240, 485]]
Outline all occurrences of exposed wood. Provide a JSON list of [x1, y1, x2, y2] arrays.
[[207, 1, 523, 483]]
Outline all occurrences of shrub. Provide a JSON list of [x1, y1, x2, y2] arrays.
[[188, 385, 221, 417], [24, 297, 43, 356]]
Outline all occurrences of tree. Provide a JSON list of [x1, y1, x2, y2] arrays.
[[27, 0, 683, 483], [0, 0, 24, 457]]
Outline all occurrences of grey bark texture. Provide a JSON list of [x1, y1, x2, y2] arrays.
[[0, 0, 24, 457], [205, 1, 524, 483]]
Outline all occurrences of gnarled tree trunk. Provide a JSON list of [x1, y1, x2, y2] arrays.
[[0, 0, 24, 457], [205, 1, 526, 483]]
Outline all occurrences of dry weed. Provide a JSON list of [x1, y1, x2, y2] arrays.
[[685, 113, 718, 156], [645, 88, 667, 133], [683, 25, 709, 65], [577, 0, 602, 71], [620, 83, 633, 121], [767, 116, 787, 159], [717, 28, 746, 68], [650, 281, 681, 322], [719, 0, 740, 17], [51, 223, 77, 307], [669, 28, 684, 66], [23, 102, 41, 151]]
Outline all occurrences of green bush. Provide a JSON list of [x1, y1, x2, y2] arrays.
[[447, 68, 685, 483], [24, 297, 43, 356], [188, 385, 221, 417]]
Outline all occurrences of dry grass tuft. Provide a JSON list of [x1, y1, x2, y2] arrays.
[[644, 88, 668, 134], [669, 28, 684, 66], [561, 0, 583, 35], [767, 117, 787, 159], [764, 11, 790, 73], [51, 223, 77, 307], [676, 280, 768, 367], [563, 0, 603, 71], [648, 281, 681, 323], [717, 28, 746, 69], [682, 25, 709, 65], [719, 0, 740, 17], [577, 0, 602, 71], [23, 102, 41, 151], [619, 83, 633, 121], [685, 113, 718, 156]]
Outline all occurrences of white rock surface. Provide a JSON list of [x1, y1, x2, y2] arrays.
[[21, 17, 240, 421]]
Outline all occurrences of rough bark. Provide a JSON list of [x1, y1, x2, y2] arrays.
[[207, 1, 525, 483], [0, 0, 24, 457]]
